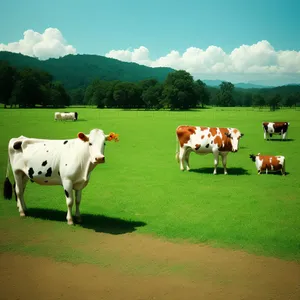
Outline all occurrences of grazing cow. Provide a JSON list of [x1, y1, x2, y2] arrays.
[[262, 122, 289, 140], [249, 153, 286, 175], [55, 112, 78, 121], [3, 129, 119, 225], [176, 125, 244, 174]]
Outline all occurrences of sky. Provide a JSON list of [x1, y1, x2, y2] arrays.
[[0, 0, 300, 86]]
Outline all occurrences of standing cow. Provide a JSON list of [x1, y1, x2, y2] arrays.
[[176, 125, 244, 174], [3, 129, 119, 225], [55, 112, 78, 121], [262, 122, 289, 140], [249, 153, 286, 175]]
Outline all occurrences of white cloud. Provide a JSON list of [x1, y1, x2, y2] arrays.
[[105, 41, 300, 82], [0, 28, 76, 60]]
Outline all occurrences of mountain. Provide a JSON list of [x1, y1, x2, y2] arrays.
[[0, 51, 175, 90], [203, 79, 272, 89]]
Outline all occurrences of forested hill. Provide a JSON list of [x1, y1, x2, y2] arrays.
[[0, 51, 175, 90]]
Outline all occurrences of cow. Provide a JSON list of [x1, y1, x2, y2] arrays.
[[3, 129, 119, 225], [55, 112, 78, 121], [176, 125, 244, 174], [262, 122, 289, 140], [249, 153, 286, 175]]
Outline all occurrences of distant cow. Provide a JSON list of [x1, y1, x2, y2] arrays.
[[3, 129, 119, 225], [262, 122, 289, 140], [249, 153, 286, 175], [55, 112, 78, 121], [176, 125, 244, 174]]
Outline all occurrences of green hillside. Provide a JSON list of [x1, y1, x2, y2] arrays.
[[0, 51, 175, 90]]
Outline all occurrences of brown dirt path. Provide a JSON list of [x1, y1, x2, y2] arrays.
[[1, 232, 300, 300]]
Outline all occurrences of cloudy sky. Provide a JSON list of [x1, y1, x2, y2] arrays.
[[1, 0, 299, 86]]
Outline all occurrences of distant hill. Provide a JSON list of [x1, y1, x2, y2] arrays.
[[203, 79, 272, 89], [0, 51, 175, 90]]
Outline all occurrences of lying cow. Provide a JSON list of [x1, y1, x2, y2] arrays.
[[249, 153, 286, 175], [55, 112, 78, 121], [176, 125, 244, 174], [3, 129, 119, 225], [262, 122, 289, 140]]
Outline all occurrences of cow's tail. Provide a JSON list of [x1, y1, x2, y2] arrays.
[[3, 158, 12, 200]]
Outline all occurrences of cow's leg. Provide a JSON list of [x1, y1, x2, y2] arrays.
[[220, 152, 229, 175], [62, 180, 74, 225], [185, 148, 192, 171], [282, 130, 287, 140], [14, 172, 27, 217], [178, 147, 186, 171], [264, 131, 267, 140], [75, 190, 82, 223], [213, 152, 219, 175]]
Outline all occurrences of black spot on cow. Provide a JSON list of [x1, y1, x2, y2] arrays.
[[45, 167, 52, 177], [44, 144, 46, 146], [65, 190, 69, 198], [46, 150, 49, 152], [28, 168, 34, 179], [65, 164, 67, 166], [206, 144, 209, 148], [38, 171, 42, 175], [42, 160, 47, 166], [13, 141, 22, 150], [58, 171, 60, 176], [63, 140, 68, 145], [211, 141, 213, 144], [44, 180, 48, 183]]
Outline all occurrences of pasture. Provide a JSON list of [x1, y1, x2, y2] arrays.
[[0, 107, 299, 264]]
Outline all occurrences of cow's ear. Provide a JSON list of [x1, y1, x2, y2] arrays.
[[78, 132, 89, 142], [105, 132, 119, 142]]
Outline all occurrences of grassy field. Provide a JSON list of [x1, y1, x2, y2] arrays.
[[0, 107, 299, 261]]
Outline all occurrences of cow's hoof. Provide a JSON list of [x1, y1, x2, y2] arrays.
[[67, 219, 74, 225], [20, 212, 26, 217], [75, 216, 82, 224]]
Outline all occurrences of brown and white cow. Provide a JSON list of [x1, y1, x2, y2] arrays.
[[176, 126, 244, 174], [262, 122, 289, 140], [249, 153, 286, 175]]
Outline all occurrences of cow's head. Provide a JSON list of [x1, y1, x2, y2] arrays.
[[78, 129, 119, 164], [249, 154, 256, 162], [225, 129, 244, 152]]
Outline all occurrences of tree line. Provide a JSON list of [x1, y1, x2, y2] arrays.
[[1, 59, 300, 109], [0, 61, 70, 108]]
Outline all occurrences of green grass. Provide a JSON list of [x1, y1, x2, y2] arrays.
[[0, 107, 300, 261]]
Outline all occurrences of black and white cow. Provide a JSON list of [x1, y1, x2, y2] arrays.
[[3, 129, 119, 225]]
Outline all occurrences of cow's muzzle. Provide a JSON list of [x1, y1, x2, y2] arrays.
[[232, 149, 238, 153], [95, 156, 105, 164]]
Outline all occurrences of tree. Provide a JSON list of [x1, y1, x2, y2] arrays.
[[162, 70, 196, 109], [267, 94, 281, 111], [216, 82, 235, 107], [252, 94, 265, 108], [193, 79, 210, 107], [0, 61, 16, 108]]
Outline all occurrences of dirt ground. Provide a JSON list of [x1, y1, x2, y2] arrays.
[[1, 232, 300, 300]]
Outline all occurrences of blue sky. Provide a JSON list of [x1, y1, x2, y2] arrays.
[[1, 0, 300, 85]]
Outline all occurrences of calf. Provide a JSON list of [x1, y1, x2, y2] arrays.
[[249, 153, 286, 175], [3, 129, 119, 224], [262, 122, 289, 140], [176, 125, 244, 174]]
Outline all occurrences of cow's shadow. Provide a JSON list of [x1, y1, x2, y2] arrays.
[[265, 138, 294, 142], [26, 208, 146, 234], [189, 167, 250, 175]]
